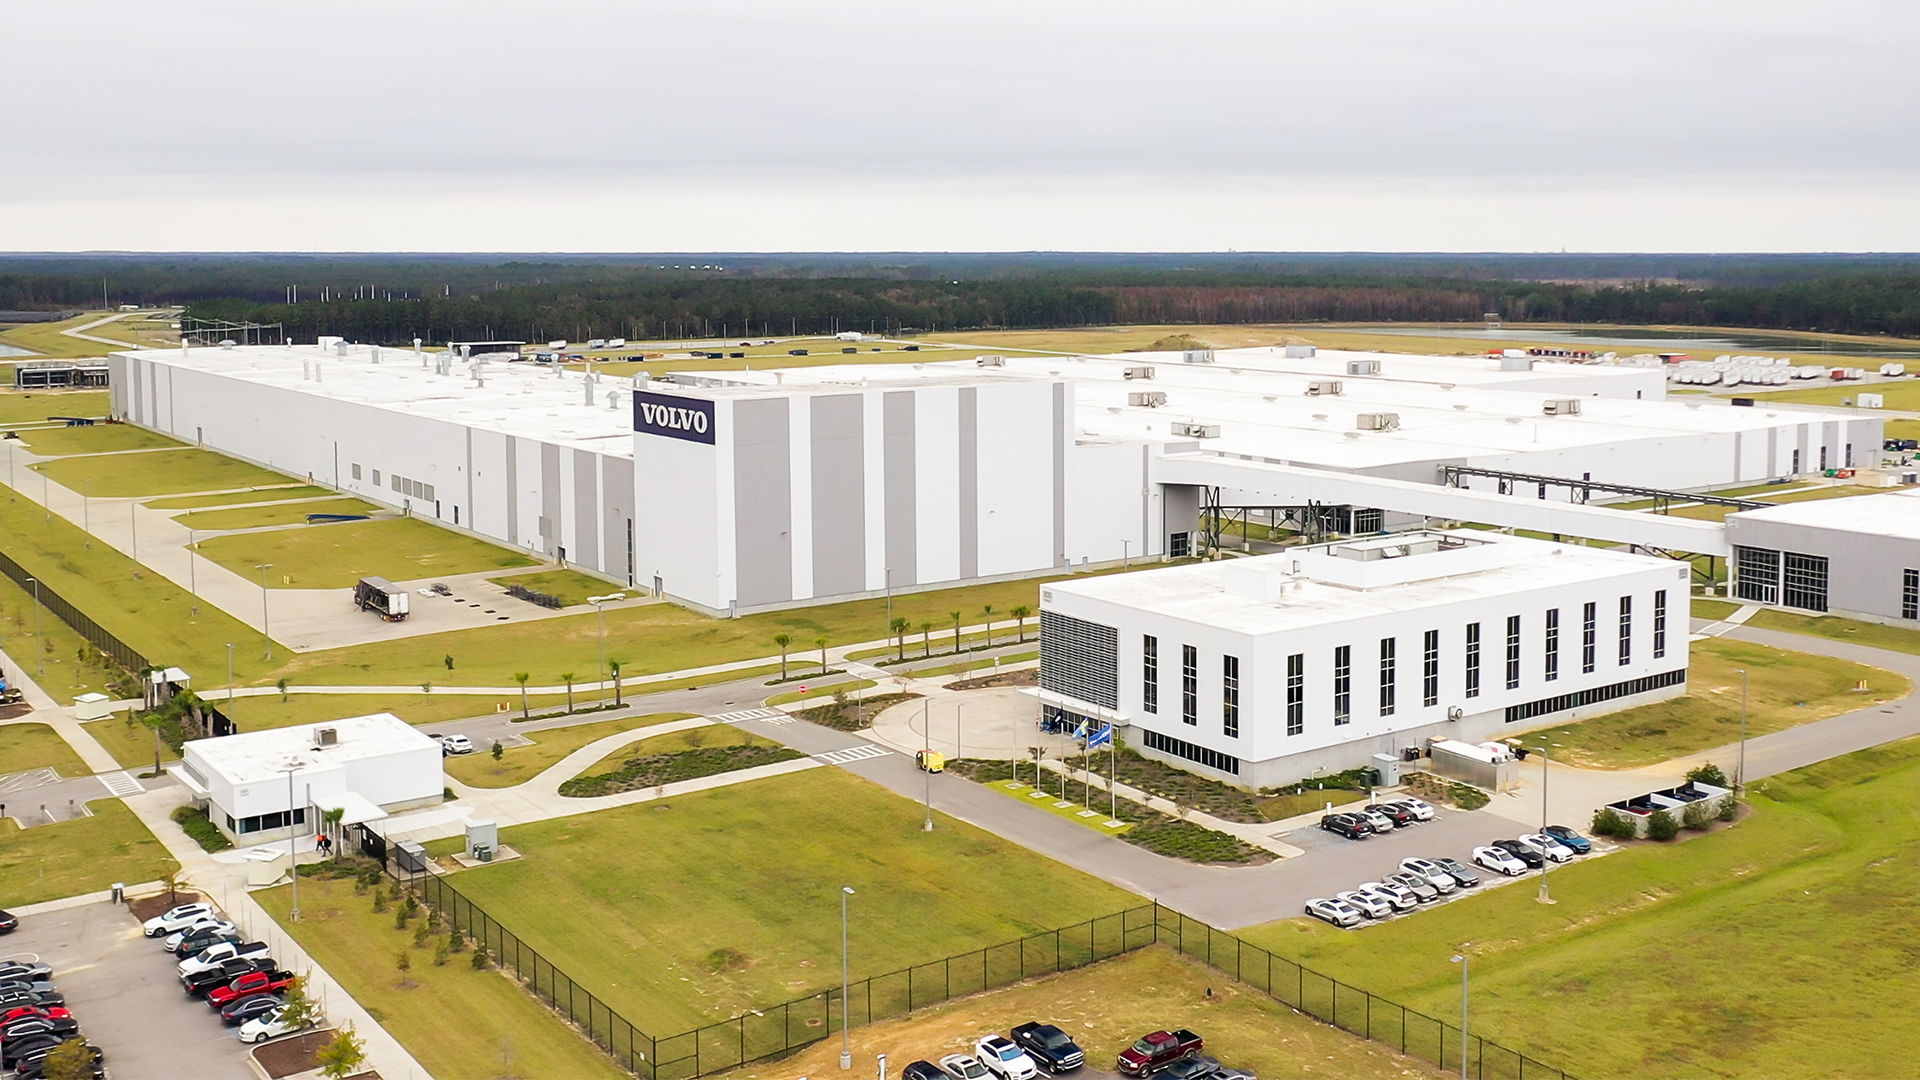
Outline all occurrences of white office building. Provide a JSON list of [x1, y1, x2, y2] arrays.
[[1035, 530, 1690, 788], [170, 713, 444, 842]]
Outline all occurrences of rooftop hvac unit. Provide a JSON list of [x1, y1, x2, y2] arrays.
[[1346, 358, 1382, 376], [315, 727, 338, 747], [1123, 366, 1156, 380], [1284, 344, 1316, 359], [1171, 421, 1221, 438], [1128, 391, 1168, 408], [1499, 354, 1533, 371], [1355, 412, 1400, 432], [975, 354, 1005, 367], [1542, 399, 1581, 416], [1181, 349, 1215, 364], [1306, 380, 1342, 396]]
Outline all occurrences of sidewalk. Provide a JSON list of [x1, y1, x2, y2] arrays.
[[0, 643, 123, 774]]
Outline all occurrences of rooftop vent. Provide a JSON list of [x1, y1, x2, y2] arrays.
[[1355, 412, 1400, 432], [1171, 420, 1221, 438], [1543, 399, 1581, 416], [315, 727, 338, 747], [1499, 354, 1534, 371], [1123, 366, 1155, 380], [1128, 391, 1168, 408], [1181, 349, 1215, 364], [975, 354, 1005, 367], [1345, 358, 1382, 376], [1306, 380, 1342, 396], [1284, 344, 1317, 359]]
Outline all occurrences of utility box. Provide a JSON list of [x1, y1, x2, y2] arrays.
[[1128, 391, 1167, 408], [465, 819, 499, 860], [394, 840, 429, 875], [74, 693, 113, 720], [1542, 399, 1582, 416], [1346, 358, 1382, 376], [1305, 380, 1342, 396], [1123, 366, 1156, 380], [1284, 344, 1316, 358], [353, 577, 410, 621], [1859, 392, 1885, 408], [1371, 752, 1401, 787]]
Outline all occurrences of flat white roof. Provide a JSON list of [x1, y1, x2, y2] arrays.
[[1044, 530, 1671, 635], [183, 712, 438, 786], [116, 345, 637, 456], [1729, 487, 1920, 541]]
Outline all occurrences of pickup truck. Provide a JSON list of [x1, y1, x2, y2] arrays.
[[1116, 1030, 1203, 1077], [206, 968, 293, 1009], [179, 941, 270, 979], [1010, 1022, 1085, 1073], [185, 957, 273, 998]]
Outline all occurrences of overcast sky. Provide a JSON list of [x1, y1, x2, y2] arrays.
[[5, 0, 1915, 252]]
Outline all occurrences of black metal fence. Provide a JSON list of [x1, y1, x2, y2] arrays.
[[406, 870, 1572, 1080], [0, 546, 148, 674]]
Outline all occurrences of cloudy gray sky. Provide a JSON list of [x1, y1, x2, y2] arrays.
[[5, 0, 1915, 251]]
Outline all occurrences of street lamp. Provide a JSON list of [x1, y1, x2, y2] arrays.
[[588, 593, 625, 705], [1529, 744, 1554, 904], [188, 528, 198, 616], [226, 642, 235, 723], [82, 479, 90, 547], [282, 761, 303, 922], [1450, 951, 1469, 1080], [255, 564, 273, 659], [1120, 539, 1130, 568], [1734, 667, 1749, 794], [922, 699, 933, 832], [840, 886, 856, 1071]]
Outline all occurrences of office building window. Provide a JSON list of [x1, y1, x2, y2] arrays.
[[1506, 614, 1521, 690], [1169, 532, 1190, 558], [1783, 552, 1830, 612], [1378, 637, 1397, 716], [1142, 730, 1239, 775], [1653, 590, 1668, 659], [1286, 654, 1304, 736], [1422, 629, 1440, 707], [1905, 570, 1919, 621], [1464, 622, 1481, 699], [1618, 595, 1633, 665], [1545, 608, 1560, 682], [1333, 645, 1352, 726], [1505, 668, 1688, 724], [1143, 635, 1158, 714], [1181, 645, 1198, 726], [1223, 655, 1240, 738], [1582, 602, 1597, 674], [351, 463, 362, 481], [1735, 545, 1780, 604]]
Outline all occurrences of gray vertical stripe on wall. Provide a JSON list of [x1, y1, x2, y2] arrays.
[[1767, 427, 1778, 475], [601, 455, 636, 587], [541, 443, 562, 554], [504, 435, 519, 545], [465, 428, 475, 525], [959, 387, 978, 579], [734, 398, 794, 606], [883, 391, 918, 587], [1052, 382, 1066, 568], [573, 449, 600, 573], [1140, 444, 1152, 556], [812, 394, 868, 598]]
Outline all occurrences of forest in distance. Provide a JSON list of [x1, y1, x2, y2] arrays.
[[3, 252, 1920, 344]]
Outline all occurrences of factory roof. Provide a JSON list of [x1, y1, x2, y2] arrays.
[[1728, 487, 1920, 541], [115, 344, 638, 456], [1043, 530, 1677, 635], [182, 712, 438, 785]]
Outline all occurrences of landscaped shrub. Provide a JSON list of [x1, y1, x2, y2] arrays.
[[1686, 762, 1731, 788], [1647, 809, 1681, 841], [1682, 798, 1713, 831], [790, 691, 920, 733], [558, 744, 805, 798], [1449, 783, 1491, 810], [1718, 795, 1738, 821], [170, 804, 232, 853]]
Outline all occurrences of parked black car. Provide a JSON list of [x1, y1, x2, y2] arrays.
[[0, 988, 62, 1011], [1, 1016, 79, 1044], [1492, 839, 1545, 869], [1319, 813, 1370, 840], [0, 910, 17, 934], [1542, 824, 1592, 854], [15, 1040, 103, 1080], [2, 1034, 63, 1069], [0, 963, 51, 983], [1431, 857, 1482, 888], [903, 1061, 948, 1080], [177, 933, 242, 961], [1371, 803, 1416, 827], [221, 993, 286, 1026], [1012, 1022, 1087, 1072]]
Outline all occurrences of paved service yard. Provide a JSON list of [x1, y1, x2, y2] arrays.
[[5, 901, 255, 1080]]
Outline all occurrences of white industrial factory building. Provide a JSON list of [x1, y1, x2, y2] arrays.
[[1034, 530, 1689, 787]]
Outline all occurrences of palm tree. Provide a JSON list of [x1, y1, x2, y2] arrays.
[[514, 672, 531, 720], [815, 637, 829, 675], [560, 672, 576, 713], [1010, 605, 1031, 643], [889, 617, 911, 661], [608, 660, 624, 707], [982, 604, 996, 647], [919, 621, 934, 656], [949, 611, 963, 653], [773, 633, 793, 680]]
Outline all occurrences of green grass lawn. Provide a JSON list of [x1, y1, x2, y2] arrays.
[[446, 711, 696, 787], [83, 714, 177, 771], [0, 314, 132, 358], [0, 800, 177, 907], [195, 517, 538, 588], [17, 424, 183, 456], [32, 447, 295, 498], [145, 484, 332, 510], [0, 390, 111, 425], [484, 568, 617, 607], [565, 719, 760, 778], [255, 877, 628, 1080], [1526, 637, 1907, 768], [174, 497, 378, 532], [0, 570, 120, 703], [1885, 418, 1920, 442], [0, 722, 89, 777], [1238, 734, 1920, 1080], [1748, 608, 1920, 658], [1691, 598, 1739, 621], [1738, 380, 1920, 410], [440, 767, 1137, 1034]]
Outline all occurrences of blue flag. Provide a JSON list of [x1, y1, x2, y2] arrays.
[[1075, 720, 1089, 740], [1087, 723, 1114, 749]]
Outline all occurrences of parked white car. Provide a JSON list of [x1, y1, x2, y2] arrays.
[[441, 734, 475, 755], [940, 1055, 992, 1080], [1398, 857, 1457, 893], [1393, 796, 1437, 821], [1472, 845, 1529, 876], [1355, 807, 1395, 832], [179, 941, 270, 978], [143, 903, 216, 938], [1335, 889, 1393, 919], [1304, 897, 1364, 928], [1356, 880, 1418, 910], [163, 919, 237, 952], [236, 1004, 308, 1044], [976, 1035, 1039, 1080], [1518, 833, 1575, 863]]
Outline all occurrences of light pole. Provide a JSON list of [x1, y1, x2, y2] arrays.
[[1529, 744, 1553, 904], [82, 479, 90, 547], [188, 528, 198, 616], [1735, 667, 1749, 793], [884, 567, 892, 637], [922, 699, 933, 832], [283, 762, 302, 922], [226, 643, 235, 722], [840, 885, 855, 1071], [255, 564, 273, 659], [1120, 539, 1130, 568], [588, 593, 625, 705], [26, 577, 41, 676], [129, 502, 138, 566], [1450, 951, 1469, 1080], [955, 702, 964, 761]]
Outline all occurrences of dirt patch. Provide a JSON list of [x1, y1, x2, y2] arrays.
[[253, 1029, 331, 1078], [943, 669, 1038, 691], [0, 703, 31, 721], [129, 890, 204, 921]]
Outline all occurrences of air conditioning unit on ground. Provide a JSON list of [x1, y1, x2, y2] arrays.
[[1182, 349, 1215, 364], [1128, 391, 1168, 408], [1542, 399, 1582, 416], [1306, 380, 1342, 396], [975, 354, 1005, 367], [1171, 421, 1221, 438], [1123, 366, 1156, 380], [1355, 412, 1400, 431], [1346, 358, 1382, 376]]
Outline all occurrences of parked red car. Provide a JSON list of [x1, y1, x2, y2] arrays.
[[206, 969, 294, 1010]]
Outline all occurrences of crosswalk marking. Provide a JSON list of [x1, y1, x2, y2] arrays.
[[843, 661, 889, 681], [0, 768, 59, 795], [98, 771, 144, 798], [816, 744, 893, 765], [711, 708, 789, 725]]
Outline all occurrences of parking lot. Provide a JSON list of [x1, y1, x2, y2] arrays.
[[4, 901, 254, 1080]]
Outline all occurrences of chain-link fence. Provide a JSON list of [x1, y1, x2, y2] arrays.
[[408, 868, 1571, 1080], [0, 546, 147, 674]]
